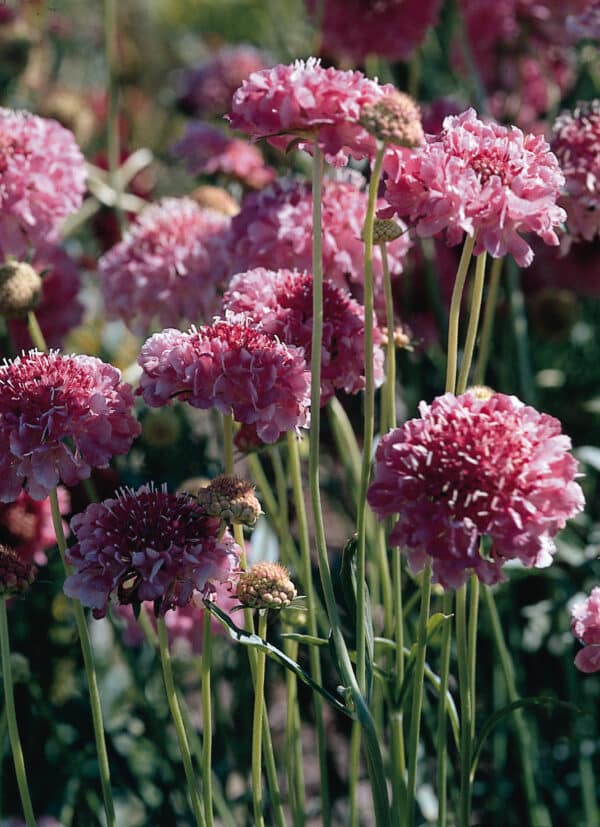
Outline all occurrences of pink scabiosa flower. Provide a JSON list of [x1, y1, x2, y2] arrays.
[[551, 101, 600, 245], [368, 390, 584, 588], [0, 350, 141, 501], [571, 588, 600, 673], [306, 0, 442, 64], [172, 122, 275, 190], [0, 108, 86, 259], [223, 267, 384, 403], [7, 243, 83, 351], [228, 57, 395, 167], [178, 45, 271, 118], [0, 487, 69, 566], [64, 485, 241, 619], [98, 198, 230, 334], [137, 317, 310, 444], [226, 175, 411, 305], [382, 108, 566, 267]]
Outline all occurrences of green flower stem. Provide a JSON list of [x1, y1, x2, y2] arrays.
[[286, 431, 331, 826], [456, 583, 473, 827], [390, 545, 406, 821], [473, 256, 503, 385], [380, 241, 397, 432], [467, 575, 479, 742], [26, 310, 48, 352], [405, 562, 432, 827], [252, 611, 268, 827], [436, 592, 453, 827], [349, 722, 361, 827], [309, 143, 391, 826], [283, 633, 306, 827], [49, 488, 117, 827], [157, 617, 206, 827], [483, 586, 551, 826], [445, 236, 476, 394], [201, 609, 214, 827], [0, 598, 36, 827], [456, 251, 487, 394]]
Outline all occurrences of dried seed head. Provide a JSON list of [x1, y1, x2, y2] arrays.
[[196, 475, 262, 527], [0, 261, 42, 319], [359, 91, 424, 147], [0, 544, 37, 597], [236, 562, 297, 610]]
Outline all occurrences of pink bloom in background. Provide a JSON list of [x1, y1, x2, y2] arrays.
[[551, 101, 600, 245], [138, 318, 310, 444], [567, 2, 600, 39], [0, 351, 140, 501], [0, 108, 86, 259], [224, 267, 384, 403], [228, 57, 395, 167], [8, 243, 83, 351], [115, 579, 239, 653], [226, 175, 411, 307], [98, 198, 230, 333], [306, 0, 442, 64], [172, 122, 275, 189], [368, 391, 584, 589], [571, 587, 600, 673], [178, 45, 271, 117], [64, 485, 241, 618], [0, 488, 69, 566], [522, 236, 600, 299], [382, 108, 566, 267]]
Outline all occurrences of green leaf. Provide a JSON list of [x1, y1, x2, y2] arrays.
[[280, 633, 329, 647]]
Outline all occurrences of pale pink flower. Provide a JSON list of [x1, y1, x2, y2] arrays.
[[368, 391, 584, 588], [0, 108, 86, 258], [551, 101, 600, 244], [382, 108, 566, 267], [8, 244, 83, 351], [306, 0, 442, 64], [0, 350, 140, 501], [224, 267, 384, 403], [64, 485, 241, 618], [228, 57, 395, 167], [571, 587, 600, 673], [0, 488, 69, 566], [138, 318, 310, 444], [98, 198, 230, 333], [172, 122, 275, 189]]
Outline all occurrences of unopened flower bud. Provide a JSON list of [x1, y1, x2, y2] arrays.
[[371, 218, 405, 244], [360, 91, 424, 148], [0, 261, 42, 318], [236, 562, 297, 610], [196, 474, 262, 527], [0, 544, 37, 597]]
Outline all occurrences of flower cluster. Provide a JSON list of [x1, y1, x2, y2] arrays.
[[368, 391, 584, 588], [0, 350, 140, 501], [137, 318, 311, 444], [228, 57, 395, 167], [64, 485, 241, 618], [98, 198, 230, 333], [172, 122, 275, 189], [571, 588, 600, 673], [382, 108, 566, 267], [223, 267, 384, 403], [0, 108, 86, 258], [0, 488, 69, 566]]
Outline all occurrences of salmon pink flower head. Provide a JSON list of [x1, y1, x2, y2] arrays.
[[571, 587, 600, 673], [381, 108, 566, 267], [226, 175, 411, 307], [0, 350, 141, 502], [64, 485, 241, 619], [0, 108, 86, 259], [227, 57, 395, 167], [368, 390, 584, 589], [223, 267, 384, 404], [172, 122, 275, 190], [0, 488, 69, 566], [306, 0, 442, 64], [551, 101, 600, 245], [98, 198, 230, 334], [137, 316, 310, 444]]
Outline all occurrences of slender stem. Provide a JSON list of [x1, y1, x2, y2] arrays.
[[390, 547, 406, 820], [49, 488, 117, 827], [283, 632, 306, 827], [381, 241, 397, 432], [445, 236, 476, 394], [456, 584, 472, 827], [473, 256, 503, 385], [252, 611, 268, 827], [456, 252, 487, 394], [327, 396, 362, 509], [201, 609, 214, 827], [349, 721, 361, 827], [0, 598, 36, 827], [467, 575, 479, 742], [26, 310, 48, 352], [405, 563, 432, 827], [436, 592, 453, 827], [157, 617, 205, 827]]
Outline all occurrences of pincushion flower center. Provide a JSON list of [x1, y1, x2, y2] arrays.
[[469, 147, 518, 185]]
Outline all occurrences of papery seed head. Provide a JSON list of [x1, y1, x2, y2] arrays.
[[196, 474, 262, 527]]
